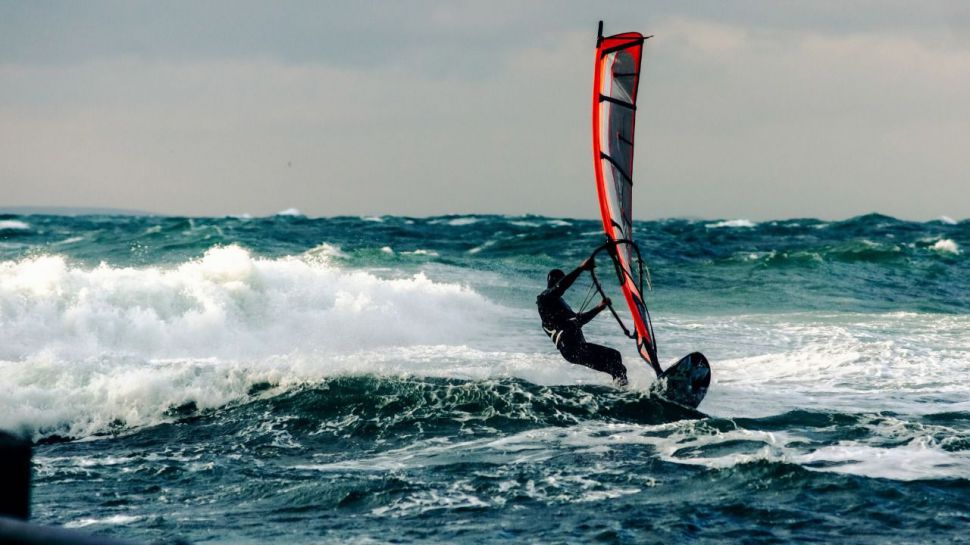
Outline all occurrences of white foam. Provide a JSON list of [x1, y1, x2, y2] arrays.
[[930, 239, 960, 254], [593, 417, 970, 481], [54, 236, 86, 246], [939, 215, 958, 225], [275, 208, 303, 217], [64, 515, 142, 528], [508, 220, 540, 228], [660, 311, 970, 418], [0, 220, 31, 230], [305, 242, 348, 261], [0, 245, 512, 438], [298, 430, 644, 513], [305, 413, 970, 485], [706, 219, 756, 228], [467, 240, 496, 254], [544, 412, 970, 481], [445, 217, 479, 226], [795, 438, 970, 480]]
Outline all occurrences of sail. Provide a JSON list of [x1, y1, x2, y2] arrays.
[[591, 21, 661, 375]]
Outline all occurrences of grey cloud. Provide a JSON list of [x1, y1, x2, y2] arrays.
[[5, 2, 967, 66], [1, 2, 968, 220]]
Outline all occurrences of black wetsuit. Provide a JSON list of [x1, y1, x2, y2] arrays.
[[536, 266, 628, 384]]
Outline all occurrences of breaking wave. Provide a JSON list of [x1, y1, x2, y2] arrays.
[[0, 245, 512, 438]]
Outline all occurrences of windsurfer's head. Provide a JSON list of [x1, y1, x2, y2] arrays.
[[547, 269, 565, 288]]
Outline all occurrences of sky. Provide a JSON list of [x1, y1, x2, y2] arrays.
[[1, 1, 968, 220]]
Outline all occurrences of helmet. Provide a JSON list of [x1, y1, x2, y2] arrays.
[[546, 269, 565, 288]]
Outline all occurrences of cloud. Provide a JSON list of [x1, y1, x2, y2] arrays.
[[0, 30, 591, 216], [1, 4, 969, 220], [637, 16, 970, 219]]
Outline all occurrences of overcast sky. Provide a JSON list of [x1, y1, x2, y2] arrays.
[[1, 1, 968, 220]]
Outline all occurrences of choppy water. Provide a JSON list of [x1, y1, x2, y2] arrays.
[[1, 212, 968, 544]]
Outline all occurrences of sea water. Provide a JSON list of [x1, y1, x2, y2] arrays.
[[1, 213, 968, 544]]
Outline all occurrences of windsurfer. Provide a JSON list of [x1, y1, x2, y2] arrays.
[[537, 258, 629, 386]]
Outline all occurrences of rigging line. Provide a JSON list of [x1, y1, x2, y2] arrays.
[[629, 242, 659, 359], [588, 240, 647, 343], [577, 273, 597, 314], [623, 238, 653, 292], [590, 265, 636, 340], [599, 238, 659, 359]]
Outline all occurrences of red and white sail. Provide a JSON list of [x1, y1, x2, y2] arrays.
[[591, 22, 660, 374]]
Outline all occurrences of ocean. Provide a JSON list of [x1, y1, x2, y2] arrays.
[[1, 212, 968, 544]]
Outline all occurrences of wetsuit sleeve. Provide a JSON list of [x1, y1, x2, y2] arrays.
[[547, 265, 585, 299], [576, 303, 606, 327]]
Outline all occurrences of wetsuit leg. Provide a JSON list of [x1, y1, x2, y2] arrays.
[[580, 343, 628, 383], [561, 342, 628, 383]]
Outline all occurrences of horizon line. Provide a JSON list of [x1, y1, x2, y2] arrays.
[[0, 206, 964, 225]]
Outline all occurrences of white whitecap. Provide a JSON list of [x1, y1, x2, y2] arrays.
[[64, 515, 143, 528], [275, 208, 303, 217], [0, 246, 504, 439], [930, 239, 960, 254], [403, 249, 439, 257], [706, 219, 756, 228], [447, 217, 480, 226], [467, 240, 496, 254], [304, 242, 348, 261], [0, 220, 31, 231], [939, 215, 957, 225]]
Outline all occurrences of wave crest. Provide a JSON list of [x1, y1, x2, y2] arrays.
[[0, 245, 492, 361]]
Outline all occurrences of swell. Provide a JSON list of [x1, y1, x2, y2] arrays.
[[37, 376, 970, 479], [2, 213, 965, 262], [2, 213, 964, 314], [34, 376, 705, 443], [27, 377, 970, 545]]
